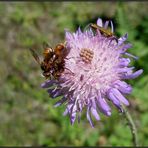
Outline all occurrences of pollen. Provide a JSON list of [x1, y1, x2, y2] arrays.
[[80, 48, 94, 63]]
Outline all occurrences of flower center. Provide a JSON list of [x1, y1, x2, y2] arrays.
[[80, 48, 94, 63]]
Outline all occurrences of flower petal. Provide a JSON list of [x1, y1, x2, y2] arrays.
[[111, 88, 129, 106], [113, 80, 132, 94], [96, 91, 111, 116], [110, 20, 114, 33], [119, 43, 132, 53], [70, 97, 79, 125], [108, 89, 121, 110], [70, 105, 77, 125], [91, 99, 100, 120], [97, 18, 103, 27], [63, 108, 68, 116], [87, 105, 94, 127], [125, 52, 138, 60], [123, 69, 143, 79], [119, 58, 130, 67], [41, 80, 57, 88], [118, 33, 128, 46], [117, 67, 134, 73], [54, 97, 67, 107], [104, 21, 109, 29], [65, 31, 73, 41], [49, 89, 62, 98]]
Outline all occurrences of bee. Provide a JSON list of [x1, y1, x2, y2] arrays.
[[90, 23, 118, 42], [29, 42, 69, 79]]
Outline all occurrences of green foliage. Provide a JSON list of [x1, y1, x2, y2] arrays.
[[0, 1, 147, 146]]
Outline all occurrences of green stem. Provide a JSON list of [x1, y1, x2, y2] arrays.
[[121, 104, 139, 146]]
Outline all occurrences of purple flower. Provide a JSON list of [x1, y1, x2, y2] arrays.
[[41, 18, 143, 127]]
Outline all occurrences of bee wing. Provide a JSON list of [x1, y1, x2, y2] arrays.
[[83, 23, 91, 32], [29, 48, 41, 65], [42, 41, 52, 49], [43, 41, 49, 48], [90, 23, 102, 35]]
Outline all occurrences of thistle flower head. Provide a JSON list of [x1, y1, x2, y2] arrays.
[[41, 18, 143, 127]]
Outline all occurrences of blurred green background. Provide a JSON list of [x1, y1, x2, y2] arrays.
[[0, 1, 147, 146]]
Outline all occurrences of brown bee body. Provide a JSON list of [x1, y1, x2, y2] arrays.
[[29, 42, 68, 79]]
